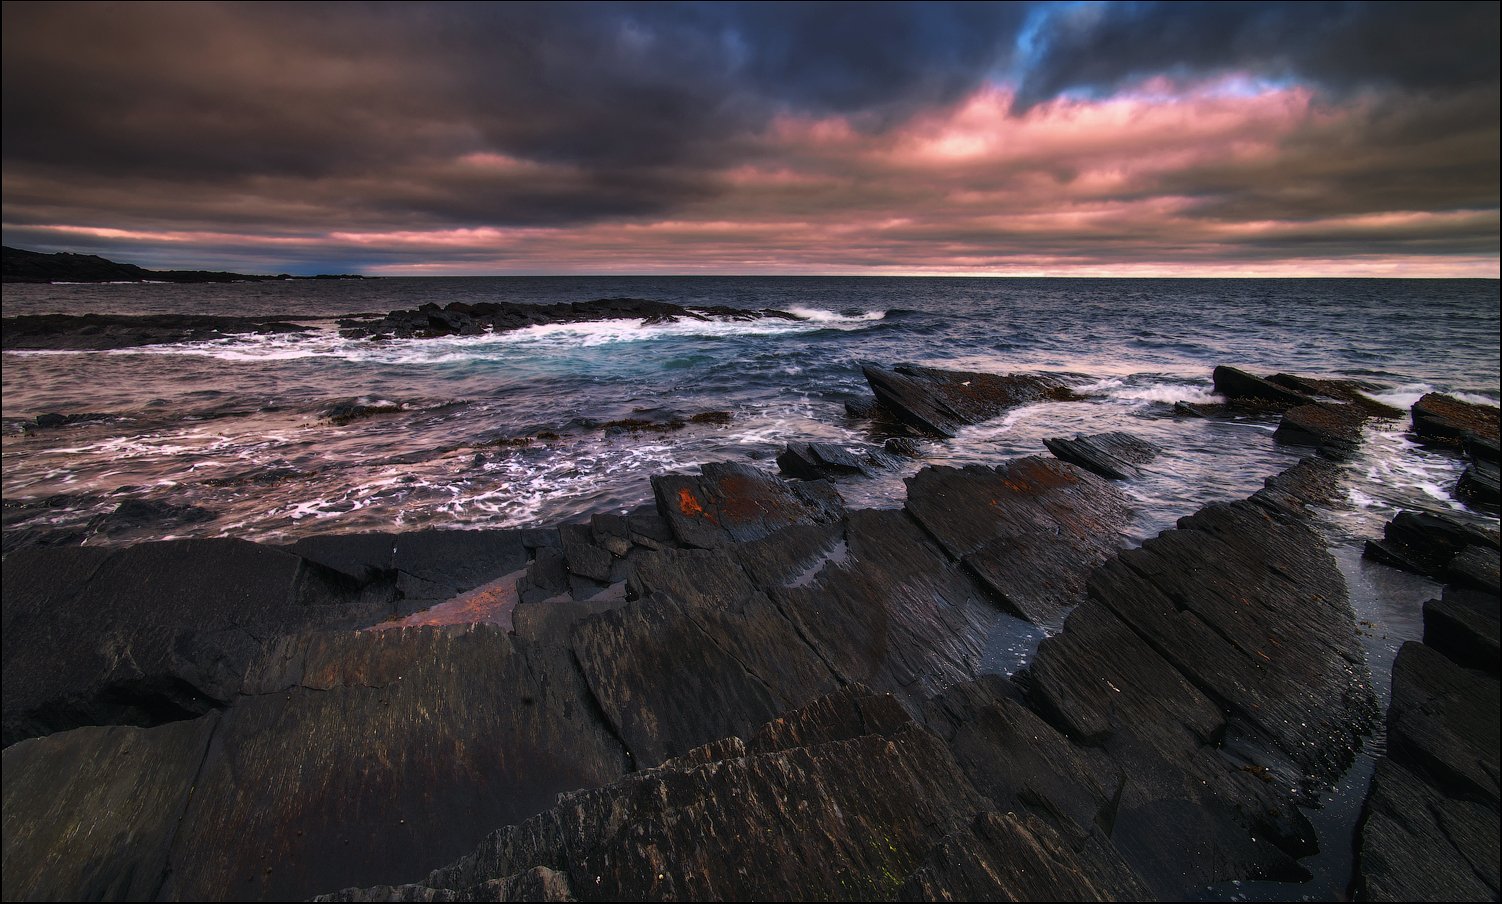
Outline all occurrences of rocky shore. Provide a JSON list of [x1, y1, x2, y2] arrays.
[[3, 361, 1498, 902]]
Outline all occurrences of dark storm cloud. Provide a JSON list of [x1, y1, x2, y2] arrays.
[[1, 1, 1025, 226], [1014, 0, 1500, 110], [1, 1, 1497, 274]]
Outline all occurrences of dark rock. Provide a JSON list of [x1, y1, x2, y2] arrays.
[[561, 539, 614, 584], [1, 539, 392, 745], [883, 436, 923, 458], [1172, 400, 1221, 417], [1423, 586, 1500, 675], [904, 457, 1131, 626], [687, 410, 733, 426], [651, 461, 843, 549], [1250, 456, 1347, 513], [776, 441, 869, 479], [286, 532, 398, 584], [1385, 640, 1499, 804], [844, 398, 882, 419], [325, 399, 405, 426], [588, 514, 633, 556], [896, 810, 1148, 903], [1212, 365, 1314, 408], [1265, 373, 1404, 418], [394, 529, 530, 609], [1362, 510, 1500, 580], [1447, 543, 1501, 596], [517, 546, 568, 604], [152, 626, 629, 902], [339, 298, 799, 341], [511, 598, 627, 645], [861, 364, 1077, 438], [766, 509, 1001, 704], [1464, 431, 1501, 464], [624, 507, 675, 551], [1411, 392, 1501, 448], [86, 497, 217, 535], [1353, 758, 1499, 902], [922, 675, 1119, 832], [27, 411, 113, 430], [1043, 431, 1161, 480], [2, 312, 315, 351], [1, 715, 220, 902], [1025, 466, 1378, 895], [1456, 457, 1501, 506], [369, 691, 993, 903], [1274, 401, 1369, 457], [572, 552, 838, 766]]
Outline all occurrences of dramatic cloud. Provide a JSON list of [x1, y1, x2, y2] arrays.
[[2, 1, 1496, 275]]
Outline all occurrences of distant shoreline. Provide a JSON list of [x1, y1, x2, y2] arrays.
[[1, 245, 368, 284]]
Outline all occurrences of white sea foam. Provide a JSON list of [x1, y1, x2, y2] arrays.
[[77, 310, 888, 364], [784, 305, 886, 323]]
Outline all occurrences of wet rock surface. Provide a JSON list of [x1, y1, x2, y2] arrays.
[[1043, 431, 1161, 480], [1, 312, 318, 351], [1354, 629, 1501, 901], [904, 456, 1132, 626], [1411, 392, 1502, 448], [2, 453, 1397, 902], [858, 364, 1077, 437], [1274, 401, 1370, 457], [1362, 509, 1501, 583]]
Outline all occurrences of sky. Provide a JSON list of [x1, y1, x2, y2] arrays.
[[2, 1, 1498, 277]]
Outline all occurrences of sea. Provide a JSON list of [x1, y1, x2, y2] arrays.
[[2, 275, 1499, 899]]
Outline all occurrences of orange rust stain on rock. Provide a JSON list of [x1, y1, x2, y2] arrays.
[[679, 488, 707, 518]]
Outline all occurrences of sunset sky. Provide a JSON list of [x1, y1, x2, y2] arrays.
[[2, 1, 1498, 276]]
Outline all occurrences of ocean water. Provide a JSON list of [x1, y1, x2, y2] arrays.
[[2, 275, 1499, 898]]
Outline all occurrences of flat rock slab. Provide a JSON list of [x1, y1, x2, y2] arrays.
[[156, 625, 629, 902], [1027, 463, 1378, 895], [1043, 431, 1161, 480], [1423, 586, 1501, 675], [1212, 365, 1314, 408], [1412, 392, 1501, 447], [1456, 457, 1501, 506], [320, 686, 1147, 903], [905, 457, 1131, 626], [2, 716, 219, 902], [1355, 641, 1501, 901], [861, 364, 1076, 437], [582, 508, 1002, 764], [776, 441, 896, 480], [1, 538, 393, 745], [1362, 509, 1501, 580], [1266, 373, 1404, 418], [651, 461, 842, 548], [1274, 401, 1369, 457]]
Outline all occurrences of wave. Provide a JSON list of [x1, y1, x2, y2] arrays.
[[21, 310, 889, 364], [784, 306, 886, 323], [1078, 375, 1219, 405]]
